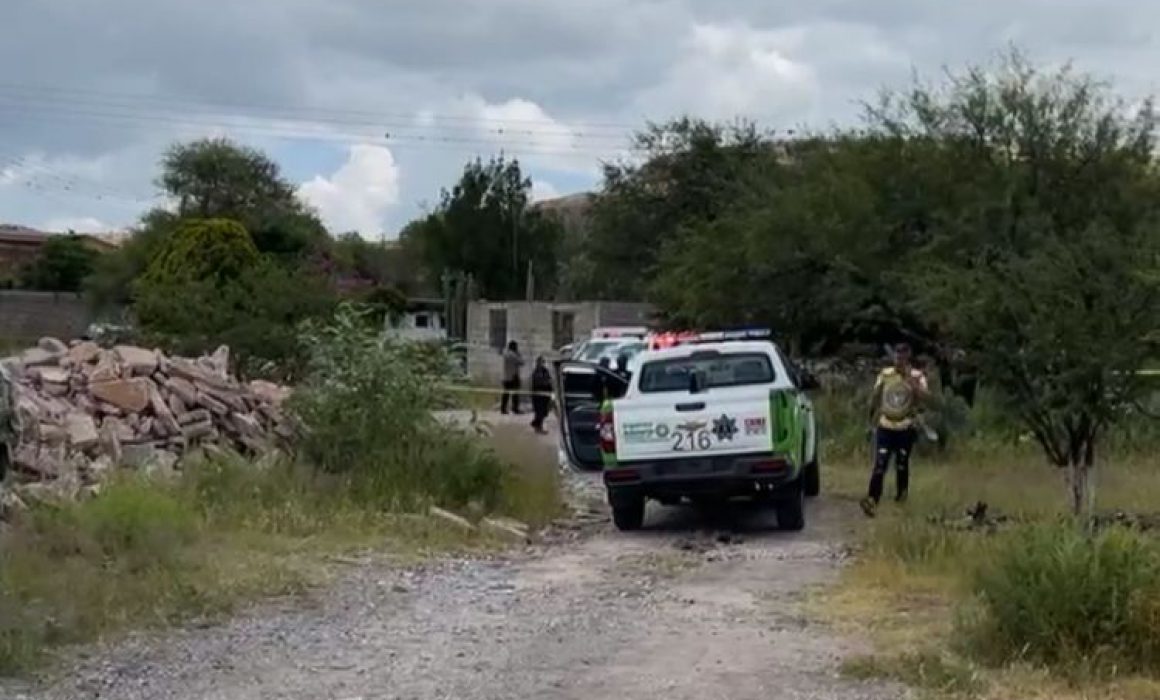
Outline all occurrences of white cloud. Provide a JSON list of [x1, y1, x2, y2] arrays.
[[41, 216, 113, 234], [454, 95, 617, 176], [531, 179, 561, 202], [632, 22, 820, 123], [298, 144, 401, 236], [6, 0, 1160, 234]]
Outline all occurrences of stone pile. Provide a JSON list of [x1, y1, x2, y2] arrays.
[[1, 338, 293, 501]]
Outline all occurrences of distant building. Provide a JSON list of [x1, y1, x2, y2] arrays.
[[0, 224, 119, 283], [465, 300, 655, 383], [384, 297, 448, 343]]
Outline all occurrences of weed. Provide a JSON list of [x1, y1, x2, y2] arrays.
[[961, 524, 1160, 676], [842, 651, 986, 698]]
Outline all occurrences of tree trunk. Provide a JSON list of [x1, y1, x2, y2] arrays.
[[1068, 438, 1097, 519], [1068, 459, 1089, 517]]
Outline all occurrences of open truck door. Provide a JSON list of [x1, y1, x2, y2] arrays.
[[554, 360, 630, 472]]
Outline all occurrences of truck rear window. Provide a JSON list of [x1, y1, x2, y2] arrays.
[[637, 352, 775, 393]]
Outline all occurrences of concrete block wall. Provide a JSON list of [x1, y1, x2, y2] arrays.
[[593, 302, 654, 327], [0, 291, 95, 346], [467, 301, 603, 384]]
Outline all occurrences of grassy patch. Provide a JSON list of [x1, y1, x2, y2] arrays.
[[842, 651, 986, 698], [813, 389, 1160, 699], [484, 422, 565, 528], [0, 426, 563, 676]]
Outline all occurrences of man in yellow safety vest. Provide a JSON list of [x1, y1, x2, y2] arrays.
[[860, 343, 929, 517]]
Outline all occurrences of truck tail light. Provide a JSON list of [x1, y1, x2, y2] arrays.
[[752, 458, 788, 474], [598, 414, 616, 454]]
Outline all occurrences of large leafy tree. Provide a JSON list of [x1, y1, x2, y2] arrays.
[[158, 137, 328, 259], [404, 156, 561, 300], [882, 53, 1160, 514], [651, 132, 950, 354], [576, 118, 772, 300], [87, 138, 330, 310]]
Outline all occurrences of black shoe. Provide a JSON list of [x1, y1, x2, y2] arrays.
[[860, 497, 877, 518], [895, 493, 908, 504]]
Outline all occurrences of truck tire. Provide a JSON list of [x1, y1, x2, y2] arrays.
[[776, 484, 805, 531], [803, 460, 820, 498], [612, 498, 646, 531]]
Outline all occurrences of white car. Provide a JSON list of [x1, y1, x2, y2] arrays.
[[556, 329, 820, 531], [572, 337, 646, 365]]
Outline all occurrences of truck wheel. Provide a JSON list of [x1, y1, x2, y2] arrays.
[[612, 498, 646, 531], [803, 460, 820, 498], [776, 484, 806, 531]]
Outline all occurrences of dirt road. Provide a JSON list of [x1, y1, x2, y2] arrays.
[[4, 415, 903, 700]]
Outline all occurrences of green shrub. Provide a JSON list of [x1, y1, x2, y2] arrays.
[[135, 259, 336, 380], [0, 477, 207, 673], [139, 217, 258, 286], [290, 303, 507, 510], [15, 478, 198, 570], [962, 524, 1160, 675]]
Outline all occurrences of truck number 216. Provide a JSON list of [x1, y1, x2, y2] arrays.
[[672, 430, 712, 451]]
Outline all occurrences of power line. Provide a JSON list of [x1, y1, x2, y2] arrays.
[[0, 152, 155, 205], [0, 103, 645, 160], [0, 91, 636, 146], [0, 82, 648, 134]]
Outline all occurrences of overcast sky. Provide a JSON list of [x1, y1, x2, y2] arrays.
[[1, 0, 1156, 239]]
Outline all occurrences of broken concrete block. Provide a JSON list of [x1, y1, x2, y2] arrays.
[[65, 412, 100, 450], [114, 345, 159, 376], [167, 393, 187, 418], [165, 376, 199, 406], [168, 357, 232, 390], [21, 347, 60, 367], [37, 422, 68, 445], [481, 517, 532, 543], [248, 379, 290, 406], [37, 337, 68, 355], [197, 390, 229, 416], [67, 341, 101, 365], [148, 382, 182, 435], [88, 353, 121, 382], [177, 408, 211, 426], [429, 506, 476, 533], [33, 366, 70, 385], [89, 378, 150, 413], [181, 419, 213, 440]]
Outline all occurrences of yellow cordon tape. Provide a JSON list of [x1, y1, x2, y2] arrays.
[[438, 384, 556, 399]]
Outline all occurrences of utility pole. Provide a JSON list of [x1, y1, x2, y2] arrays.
[[511, 194, 519, 299]]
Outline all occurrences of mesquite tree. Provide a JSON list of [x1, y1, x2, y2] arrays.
[[880, 51, 1160, 514]]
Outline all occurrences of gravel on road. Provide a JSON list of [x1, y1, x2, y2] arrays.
[[3, 414, 906, 700]]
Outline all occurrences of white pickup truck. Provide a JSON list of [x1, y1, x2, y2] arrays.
[[556, 330, 820, 531]]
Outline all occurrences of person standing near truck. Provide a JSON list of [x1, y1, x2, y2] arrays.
[[529, 356, 552, 434], [500, 341, 525, 415], [861, 343, 929, 517]]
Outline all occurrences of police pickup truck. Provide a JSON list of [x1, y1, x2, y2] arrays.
[[556, 329, 820, 531]]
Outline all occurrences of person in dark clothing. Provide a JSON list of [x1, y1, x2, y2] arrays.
[[530, 356, 552, 434], [614, 353, 631, 381], [500, 340, 524, 415]]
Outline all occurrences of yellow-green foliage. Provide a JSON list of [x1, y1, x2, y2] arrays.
[[140, 217, 259, 287]]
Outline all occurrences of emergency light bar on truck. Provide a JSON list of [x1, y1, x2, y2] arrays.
[[645, 328, 772, 349], [590, 326, 649, 339]]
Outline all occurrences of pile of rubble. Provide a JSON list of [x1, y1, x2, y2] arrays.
[[1, 338, 293, 505]]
